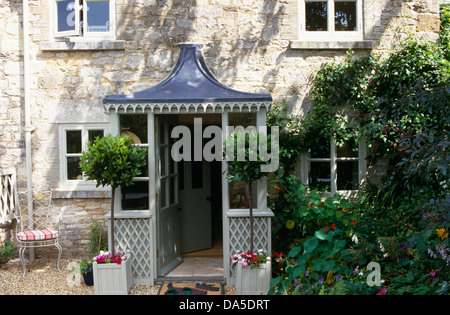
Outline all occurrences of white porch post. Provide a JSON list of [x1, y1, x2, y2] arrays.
[[256, 109, 268, 214], [148, 112, 156, 285], [221, 109, 231, 283]]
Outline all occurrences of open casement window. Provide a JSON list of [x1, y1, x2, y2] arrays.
[[119, 114, 150, 211], [54, 0, 115, 40], [299, 0, 363, 41], [300, 135, 366, 197], [227, 113, 258, 210], [59, 124, 108, 188]]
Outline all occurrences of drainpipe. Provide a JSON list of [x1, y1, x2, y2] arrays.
[[22, 0, 34, 260]]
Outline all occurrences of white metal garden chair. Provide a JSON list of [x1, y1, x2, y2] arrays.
[[15, 190, 62, 276]]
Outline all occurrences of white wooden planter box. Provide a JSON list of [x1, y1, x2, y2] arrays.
[[93, 254, 133, 295], [235, 257, 271, 295]]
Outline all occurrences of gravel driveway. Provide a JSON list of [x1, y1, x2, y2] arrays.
[[0, 258, 235, 295]]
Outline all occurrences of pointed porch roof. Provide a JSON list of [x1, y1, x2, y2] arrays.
[[103, 43, 272, 113]]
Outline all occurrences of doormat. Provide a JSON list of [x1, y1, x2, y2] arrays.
[[158, 283, 223, 295]]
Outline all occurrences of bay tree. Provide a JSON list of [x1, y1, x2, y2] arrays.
[[80, 134, 147, 256], [224, 130, 278, 253]]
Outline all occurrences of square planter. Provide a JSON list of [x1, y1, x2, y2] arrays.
[[93, 254, 133, 295], [235, 257, 271, 295]]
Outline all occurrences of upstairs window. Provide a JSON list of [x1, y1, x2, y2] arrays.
[[300, 0, 363, 41], [53, 0, 116, 40]]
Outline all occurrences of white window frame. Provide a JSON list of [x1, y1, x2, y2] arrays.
[[300, 136, 366, 198], [299, 0, 363, 41], [52, 0, 116, 41], [59, 124, 109, 189]]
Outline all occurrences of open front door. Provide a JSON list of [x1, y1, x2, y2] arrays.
[[156, 117, 182, 276]]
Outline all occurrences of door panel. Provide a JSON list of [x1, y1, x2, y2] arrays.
[[157, 118, 182, 277], [179, 145, 212, 253]]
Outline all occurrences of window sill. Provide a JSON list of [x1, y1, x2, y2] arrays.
[[227, 208, 274, 217], [105, 210, 152, 219], [290, 40, 373, 50], [52, 188, 111, 199], [40, 40, 125, 51]]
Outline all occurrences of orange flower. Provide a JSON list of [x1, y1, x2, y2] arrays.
[[324, 226, 329, 232], [332, 224, 336, 230], [351, 220, 356, 225]]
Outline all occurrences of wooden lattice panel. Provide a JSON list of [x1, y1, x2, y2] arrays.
[[228, 216, 271, 279], [0, 168, 17, 224], [113, 218, 152, 285]]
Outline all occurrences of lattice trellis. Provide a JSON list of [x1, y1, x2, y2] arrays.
[[0, 168, 17, 225], [228, 216, 271, 279], [113, 218, 152, 285]]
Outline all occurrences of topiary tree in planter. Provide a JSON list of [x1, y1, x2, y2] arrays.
[[80, 134, 147, 256], [224, 129, 277, 253], [224, 129, 278, 295]]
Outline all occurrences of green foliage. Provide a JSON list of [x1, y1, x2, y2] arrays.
[[89, 221, 108, 255], [224, 130, 275, 184], [266, 101, 303, 175], [79, 258, 92, 275], [0, 240, 15, 266], [80, 134, 147, 255], [269, 175, 361, 294], [80, 134, 148, 189], [440, 4, 450, 61], [224, 129, 277, 252], [268, 9, 450, 294]]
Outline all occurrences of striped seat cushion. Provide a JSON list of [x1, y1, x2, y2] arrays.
[[17, 229, 59, 241]]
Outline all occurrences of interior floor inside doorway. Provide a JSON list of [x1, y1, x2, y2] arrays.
[[165, 236, 223, 278]]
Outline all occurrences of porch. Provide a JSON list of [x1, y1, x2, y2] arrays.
[[102, 43, 274, 285]]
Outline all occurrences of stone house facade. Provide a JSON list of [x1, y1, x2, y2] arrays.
[[0, 0, 441, 284]]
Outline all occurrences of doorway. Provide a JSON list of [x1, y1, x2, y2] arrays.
[[156, 114, 223, 279]]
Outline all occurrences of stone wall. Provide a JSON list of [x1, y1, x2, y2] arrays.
[[0, 0, 441, 257]]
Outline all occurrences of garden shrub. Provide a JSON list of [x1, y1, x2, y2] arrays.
[[269, 12, 450, 294]]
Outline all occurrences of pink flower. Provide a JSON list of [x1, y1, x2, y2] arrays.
[[376, 288, 387, 295]]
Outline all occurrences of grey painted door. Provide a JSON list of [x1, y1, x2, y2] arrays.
[[157, 118, 182, 277]]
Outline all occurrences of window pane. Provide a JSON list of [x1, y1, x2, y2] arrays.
[[160, 178, 167, 208], [88, 129, 104, 144], [67, 157, 82, 180], [337, 161, 359, 190], [309, 161, 331, 191], [229, 113, 257, 128], [336, 138, 358, 158], [170, 176, 176, 205], [309, 137, 330, 158], [86, 1, 110, 32], [229, 181, 257, 209], [179, 161, 185, 190], [66, 130, 82, 153], [335, 1, 357, 31], [121, 181, 149, 210], [120, 114, 148, 144], [192, 161, 203, 189], [57, 0, 76, 32], [305, 1, 328, 31], [160, 147, 167, 177], [138, 150, 149, 177]]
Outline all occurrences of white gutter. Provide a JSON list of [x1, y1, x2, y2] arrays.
[[22, 0, 34, 260]]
